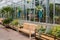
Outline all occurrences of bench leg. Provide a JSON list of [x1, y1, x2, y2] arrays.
[[29, 33, 31, 40], [16, 27, 19, 32], [29, 31, 32, 40]]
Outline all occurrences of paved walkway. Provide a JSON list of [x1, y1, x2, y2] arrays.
[[0, 25, 35, 40]]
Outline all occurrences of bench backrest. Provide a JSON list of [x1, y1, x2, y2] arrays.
[[23, 23, 37, 31]]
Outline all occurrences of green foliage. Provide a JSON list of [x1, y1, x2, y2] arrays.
[[17, 6, 22, 12], [47, 25, 60, 38], [11, 20, 19, 26], [27, 0, 31, 3], [36, 5, 43, 11], [27, 1, 29, 3], [0, 6, 14, 18], [1, 6, 14, 13], [52, 25, 60, 38], [55, 17, 60, 24], [3, 18, 13, 24], [49, 4, 60, 21], [49, 4, 53, 19], [37, 26, 46, 34]]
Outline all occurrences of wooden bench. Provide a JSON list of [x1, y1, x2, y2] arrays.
[[19, 23, 37, 38], [0, 18, 4, 24]]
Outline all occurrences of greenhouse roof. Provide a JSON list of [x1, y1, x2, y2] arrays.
[[0, 0, 22, 8], [0, 0, 60, 8]]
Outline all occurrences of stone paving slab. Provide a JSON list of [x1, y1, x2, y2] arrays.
[[0, 25, 35, 40]]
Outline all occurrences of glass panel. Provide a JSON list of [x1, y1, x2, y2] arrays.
[[49, 0, 53, 23], [55, 3, 60, 24], [0, 0, 60, 24], [35, 0, 46, 22]]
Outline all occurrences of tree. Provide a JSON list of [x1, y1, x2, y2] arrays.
[[0, 6, 14, 18]]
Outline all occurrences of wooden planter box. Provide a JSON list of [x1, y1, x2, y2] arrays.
[[2, 24, 10, 28], [40, 34, 54, 40], [2, 24, 17, 31], [9, 25, 21, 32], [36, 33, 60, 40]]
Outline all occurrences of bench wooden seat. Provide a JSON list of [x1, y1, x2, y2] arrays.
[[19, 23, 37, 37], [19, 29, 35, 34]]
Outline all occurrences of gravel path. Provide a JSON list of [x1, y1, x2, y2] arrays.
[[0, 25, 35, 40]]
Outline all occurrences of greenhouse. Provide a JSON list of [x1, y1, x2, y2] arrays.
[[0, 0, 60, 40]]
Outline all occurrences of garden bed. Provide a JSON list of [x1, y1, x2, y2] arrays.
[[1, 18, 22, 32], [36, 33, 60, 40], [35, 24, 60, 40]]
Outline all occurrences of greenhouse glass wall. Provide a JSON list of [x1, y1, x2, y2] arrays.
[[0, 0, 60, 24]]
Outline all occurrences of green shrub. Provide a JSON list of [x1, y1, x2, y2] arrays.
[[47, 25, 60, 38], [3, 18, 13, 24], [10, 20, 19, 26], [52, 25, 60, 38], [37, 26, 46, 34]]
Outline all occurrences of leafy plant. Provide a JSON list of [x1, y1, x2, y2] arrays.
[[47, 25, 60, 38], [0, 6, 14, 18], [52, 25, 60, 38], [3, 18, 13, 24], [10, 20, 19, 26], [37, 26, 46, 34], [27, 0, 31, 3], [17, 6, 22, 12], [36, 5, 43, 11]]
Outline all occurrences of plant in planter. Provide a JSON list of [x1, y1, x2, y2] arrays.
[[38, 26, 46, 33], [10, 20, 19, 26], [36, 25, 46, 37], [2, 18, 13, 27], [52, 25, 60, 38], [10, 19, 19, 30], [47, 25, 60, 38]]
